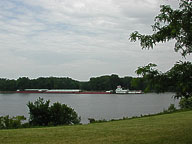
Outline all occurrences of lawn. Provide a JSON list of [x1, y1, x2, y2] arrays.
[[0, 110, 192, 144]]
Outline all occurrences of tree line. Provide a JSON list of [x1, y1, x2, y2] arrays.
[[0, 74, 176, 92], [0, 75, 142, 92]]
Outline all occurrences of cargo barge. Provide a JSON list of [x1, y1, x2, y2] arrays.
[[0, 86, 143, 94], [14, 89, 112, 94]]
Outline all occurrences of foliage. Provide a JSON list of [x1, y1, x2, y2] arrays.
[[84, 74, 146, 91], [135, 61, 192, 98], [0, 115, 27, 129], [17, 77, 31, 90], [27, 97, 50, 126], [0, 77, 80, 91], [129, 0, 192, 99], [50, 102, 80, 125], [167, 61, 192, 99], [130, 77, 146, 91], [136, 63, 158, 77], [88, 118, 107, 124], [130, 0, 192, 56], [0, 75, 150, 92], [135, 63, 160, 92], [27, 97, 80, 126], [167, 104, 177, 112], [179, 97, 192, 109], [88, 74, 122, 91], [0, 78, 17, 91], [135, 63, 172, 93]]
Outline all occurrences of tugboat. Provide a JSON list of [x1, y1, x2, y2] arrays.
[[115, 86, 143, 94], [115, 86, 129, 94]]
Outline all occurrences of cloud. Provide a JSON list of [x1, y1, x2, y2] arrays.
[[0, 0, 191, 80]]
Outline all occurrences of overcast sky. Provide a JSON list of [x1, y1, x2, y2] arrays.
[[0, 0, 191, 81]]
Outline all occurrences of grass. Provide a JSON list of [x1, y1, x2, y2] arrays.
[[0, 110, 192, 144]]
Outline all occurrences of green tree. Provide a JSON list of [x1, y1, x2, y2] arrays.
[[167, 61, 192, 99], [179, 97, 192, 109], [27, 98, 80, 126], [120, 76, 132, 89], [50, 102, 80, 125], [0, 79, 17, 91], [17, 77, 31, 90], [27, 97, 50, 126], [135, 61, 192, 99], [130, 0, 192, 99], [135, 63, 168, 92], [0, 115, 26, 129], [110, 74, 121, 90], [130, 0, 192, 56], [130, 78, 146, 92]]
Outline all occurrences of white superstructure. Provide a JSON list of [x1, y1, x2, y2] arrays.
[[115, 86, 143, 94], [115, 86, 129, 94]]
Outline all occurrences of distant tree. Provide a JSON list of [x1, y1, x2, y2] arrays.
[[5, 80, 17, 91], [0, 76, 148, 92], [17, 77, 31, 90], [88, 74, 122, 91], [89, 76, 110, 91], [0, 79, 6, 91], [80, 81, 91, 91], [130, 78, 146, 91], [130, 0, 192, 56], [0, 79, 17, 91], [110, 74, 121, 90], [120, 76, 132, 89]]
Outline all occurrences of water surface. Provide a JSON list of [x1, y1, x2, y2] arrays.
[[0, 93, 178, 123]]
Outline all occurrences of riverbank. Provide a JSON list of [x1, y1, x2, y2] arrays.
[[0, 110, 191, 144]]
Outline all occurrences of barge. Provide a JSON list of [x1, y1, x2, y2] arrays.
[[15, 89, 112, 94], [1, 86, 142, 94]]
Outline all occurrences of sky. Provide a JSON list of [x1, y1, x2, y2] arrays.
[[0, 0, 191, 81]]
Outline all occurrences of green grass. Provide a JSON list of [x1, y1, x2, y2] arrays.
[[0, 111, 192, 144]]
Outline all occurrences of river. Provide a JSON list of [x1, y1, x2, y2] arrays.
[[0, 93, 179, 124]]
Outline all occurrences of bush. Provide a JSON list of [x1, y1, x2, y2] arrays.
[[27, 97, 80, 126], [0, 115, 27, 129], [167, 104, 176, 112], [179, 97, 192, 109], [27, 97, 50, 126], [88, 118, 107, 123], [50, 102, 80, 125]]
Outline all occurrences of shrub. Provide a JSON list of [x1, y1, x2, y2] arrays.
[[0, 115, 27, 129], [179, 97, 192, 109], [27, 97, 50, 126], [88, 118, 107, 123], [88, 118, 96, 123], [50, 102, 80, 125], [27, 97, 81, 126], [167, 104, 176, 112]]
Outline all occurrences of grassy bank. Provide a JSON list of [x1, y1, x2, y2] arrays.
[[0, 110, 192, 144]]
